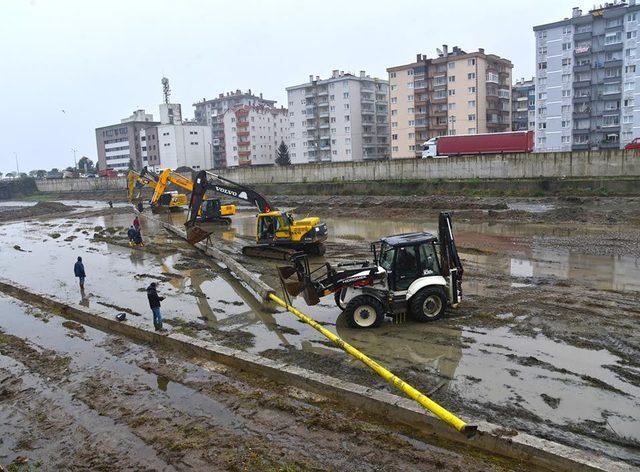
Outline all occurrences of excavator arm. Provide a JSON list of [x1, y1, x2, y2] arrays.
[[127, 170, 157, 203], [187, 170, 272, 227], [150, 169, 193, 205]]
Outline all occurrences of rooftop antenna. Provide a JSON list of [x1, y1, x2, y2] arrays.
[[161, 77, 171, 104]]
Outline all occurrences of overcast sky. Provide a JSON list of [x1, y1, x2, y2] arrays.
[[1, 0, 597, 174]]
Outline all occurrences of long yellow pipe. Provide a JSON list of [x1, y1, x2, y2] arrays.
[[268, 293, 477, 437]]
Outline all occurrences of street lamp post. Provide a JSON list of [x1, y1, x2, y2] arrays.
[[14, 152, 19, 175], [71, 148, 78, 171]]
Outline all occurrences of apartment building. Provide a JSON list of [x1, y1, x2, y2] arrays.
[[512, 78, 536, 131], [286, 70, 390, 163], [387, 46, 513, 159], [534, 3, 640, 151], [144, 103, 212, 171], [221, 105, 288, 166], [95, 109, 158, 171], [193, 90, 277, 168]]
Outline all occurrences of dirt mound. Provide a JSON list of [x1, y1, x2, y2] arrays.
[[0, 201, 73, 222]]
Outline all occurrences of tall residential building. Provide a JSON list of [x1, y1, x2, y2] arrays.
[[286, 70, 390, 163], [221, 105, 287, 166], [193, 90, 277, 168], [144, 103, 212, 171], [95, 109, 158, 171], [512, 78, 536, 131], [534, 3, 640, 151], [387, 46, 513, 159]]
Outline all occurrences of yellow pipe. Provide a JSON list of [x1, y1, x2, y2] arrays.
[[268, 293, 477, 437]]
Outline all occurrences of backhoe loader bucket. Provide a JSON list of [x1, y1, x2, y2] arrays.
[[277, 258, 320, 306]]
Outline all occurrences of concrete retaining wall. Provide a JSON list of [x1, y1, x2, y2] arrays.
[[215, 150, 640, 185], [36, 177, 127, 193]]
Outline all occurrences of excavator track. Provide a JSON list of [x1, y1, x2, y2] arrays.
[[241, 245, 297, 261]]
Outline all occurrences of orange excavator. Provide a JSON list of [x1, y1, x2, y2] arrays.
[[150, 168, 236, 223]]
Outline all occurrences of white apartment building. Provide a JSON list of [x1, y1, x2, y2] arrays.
[[144, 103, 213, 171], [222, 105, 288, 166], [534, 3, 640, 151], [286, 70, 390, 163]]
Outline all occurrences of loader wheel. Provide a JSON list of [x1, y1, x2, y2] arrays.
[[409, 287, 446, 322], [334, 288, 346, 310], [344, 295, 385, 329]]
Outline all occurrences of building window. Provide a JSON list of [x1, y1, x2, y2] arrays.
[[538, 92, 547, 99], [561, 136, 571, 144], [467, 73, 476, 80], [389, 72, 397, 78], [448, 103, 455, 110], [390, 97, 397, 104], [407, 69, 414, 76], [468, 100, 475, 108], [629, 12, 637, 21], [468, 128, 476, 134], [562, 42, 572, 50], [408, 107, 415, 113], [345, 126, 350, 132], [626, 65, 636, 73], [538, 62, 547, 70], [408, 95, 414, 101], [391, 85, 397, 91], [468, 86, 476, 93], [563, 25, 572, 34], [391, 109, 398, 116], [538, 122, 546, 130], [408, 132, 414, 138], [562, 58, 571, 66], [562, 90, 571, 97], [561, 120, 569, 128], [448, 89, 455, 96], [562, 105, 571, 113], [468, 114, 476, 121], [392, 146, 399, 152], [408, 120, 415, 126], [448, 62, 455, 69], [391, 122, 398, 128], [448, 75, 455, 82]]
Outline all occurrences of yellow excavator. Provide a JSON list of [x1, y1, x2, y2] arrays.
[[151, 168, 236, 223], [185, 170, 328, 259], [126, 169, 187, 210]]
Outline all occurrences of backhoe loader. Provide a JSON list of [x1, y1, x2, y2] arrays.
[[151, 168, 236, 222], [126, 169, 187, 210], [278, 212, 463, 328], [185, 170, 327, 260]]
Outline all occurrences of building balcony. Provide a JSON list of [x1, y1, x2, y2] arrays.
[[237, 129, 250, 136], [318, 111, 329, 118], [306, 123, 317, 130], [573, 127, 590, 134], [572, 143, 590, 151], [238, 150, 251, 157], [238, 140, 250, 146], [319, 121, 330, 129], [574, 63, 591, 73], [237, 120, 249, 127], [305, 90, 315, 98], [573, 110, 591, 119], [603, 42, 623, 52], [574, 46, 591, 56], [604, 75, 622, 84], [573, 95, 591, 104], [317, 100, 329, 107], [573, 79, 592, 88], [600, 140, 620, 149], [361, 109, 375, 115], [573, 31, 592, 41], [604, 58, 623, 68], [317, 88, 329, 96]]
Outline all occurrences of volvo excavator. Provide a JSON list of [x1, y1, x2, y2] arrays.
[[185, 170, 328, 260], [150, 168, 236, 222], [126, 169, 187, 210]]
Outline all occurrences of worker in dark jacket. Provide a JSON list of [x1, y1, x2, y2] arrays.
[[133, 216, 140, 231], [127, 226, 137, 246], [74, 256, 86, 290], [146, 282, 165, 331]]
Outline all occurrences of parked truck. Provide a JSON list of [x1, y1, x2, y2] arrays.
[[99, 168, 118, 178], [421, 130, 534, 158]]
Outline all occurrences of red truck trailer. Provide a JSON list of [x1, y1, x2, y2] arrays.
[[422, 130, 534, 158]]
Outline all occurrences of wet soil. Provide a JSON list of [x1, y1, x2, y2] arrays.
[[0, 295, 522, 471], [1, 197, 639, 466], [0, 201, 73, 222]]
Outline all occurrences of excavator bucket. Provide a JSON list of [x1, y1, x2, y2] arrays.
[[186, 225, 214, 245]]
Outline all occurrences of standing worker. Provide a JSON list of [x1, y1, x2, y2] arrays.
[[133, 215, 140, 231], [74, 256, 86, 290], [127, 226, 137, 246], [146, 282, 165, 331], [108, 200, 113, 209]]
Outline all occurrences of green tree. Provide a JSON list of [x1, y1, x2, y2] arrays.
[[275, 140, 291, 166], [95, 162, 100, 173], [78, 156, 94, 173], [36, 169, 47, 179], [128, 159, 134, 171]]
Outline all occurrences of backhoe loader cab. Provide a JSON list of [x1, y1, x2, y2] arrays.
[[278, 212, 463, 329]]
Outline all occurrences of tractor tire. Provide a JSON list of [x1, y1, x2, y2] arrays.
[[409, 287, 446, 322], [334, 288, 346, 310], [344, 295, 385, 329]]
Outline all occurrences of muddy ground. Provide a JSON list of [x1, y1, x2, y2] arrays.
[[0, 295, 522, 471], [0, 193, 639, 467]]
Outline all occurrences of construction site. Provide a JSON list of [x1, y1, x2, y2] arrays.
[[0, 166, 638, 471]]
